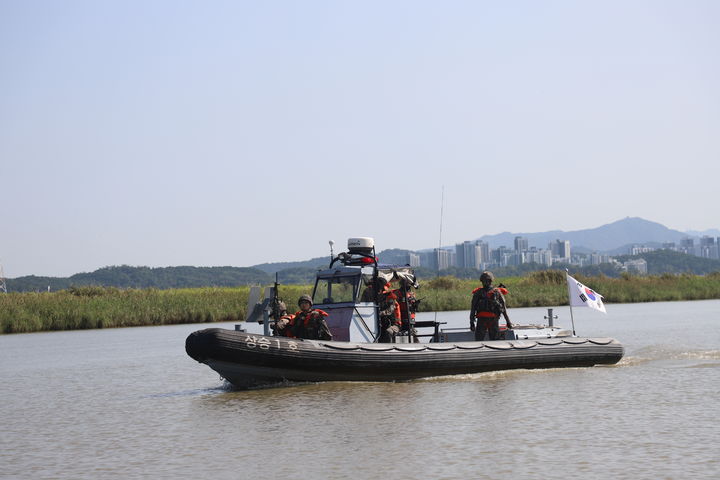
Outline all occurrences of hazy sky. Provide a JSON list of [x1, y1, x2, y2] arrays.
[[2, 0, 718, 277]]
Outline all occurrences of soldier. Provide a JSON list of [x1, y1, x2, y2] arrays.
[[362, 276, 402, 343], [392, 283, 420, 342], [291, 294, 333, 341], [469, 271, 513, 341], [270, 301, 296, 337], [376, 279, 401, 343]]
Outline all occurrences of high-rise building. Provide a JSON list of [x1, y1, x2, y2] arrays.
[[456, 241, 483, 269], [492, 246, 512, 266], [455, 242, 469, 268], [523, 247, 553, 266], [549, 239, 571, 261], [700, 236, 718, 260], [623, 259, 648, 275], [700, 236, 715, 247], [590, 252, 611, 265], [630, 245, 654, 255], [407, 252, 420, 267], [476, 241, 490, 266], [506, 252, 522, 266], [428, 248, 451, 270], [680, 237, 696, 256], [514, 236, 528, 252], [455, 243, 464, 267]]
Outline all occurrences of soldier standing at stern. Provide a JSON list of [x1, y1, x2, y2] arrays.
[[470, 271, 513, 341]]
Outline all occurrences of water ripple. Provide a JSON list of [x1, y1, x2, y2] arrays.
[[631, 345, 720, 361]]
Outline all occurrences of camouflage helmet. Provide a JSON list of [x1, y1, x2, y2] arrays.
[[480, 271, 494, 284], [298, 294, 313, 307]]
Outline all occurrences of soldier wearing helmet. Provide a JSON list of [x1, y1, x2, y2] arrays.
[[289, 294, 333, 340], [361, 276, 401, 343], [469, 271, 513, 341], [377, 280, 401, 343]]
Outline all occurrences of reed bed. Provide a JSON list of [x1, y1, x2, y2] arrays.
[[2, 272, 719, 334], [417, 271, 720, 311]]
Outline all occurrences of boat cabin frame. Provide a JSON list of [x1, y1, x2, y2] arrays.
[[309, 247, 437, 343]]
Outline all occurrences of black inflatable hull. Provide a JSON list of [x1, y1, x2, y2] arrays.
[[186, 328, 624, 388]]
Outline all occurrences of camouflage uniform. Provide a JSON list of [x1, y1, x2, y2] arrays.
[[290, 295, 333, 341], [291, 309, 333, 340], [469, 271, 512, 341], [377, 288, 400, 343], [362, 278, 401, 343]]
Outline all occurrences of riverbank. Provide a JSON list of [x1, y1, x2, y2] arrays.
[[2, 272, 719, 334]]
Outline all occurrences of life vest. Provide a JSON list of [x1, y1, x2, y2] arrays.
[[471, 286, 507, 318], [392, 289, 418, 321], [295, 308, 329, 327], [387, 289, 401, 321], [278, 314, 297, 338], [290, 309, 331, 340], [377, 287, 401, 325]]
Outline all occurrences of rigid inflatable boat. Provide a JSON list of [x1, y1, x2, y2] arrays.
[[185, 238, 624, 388]]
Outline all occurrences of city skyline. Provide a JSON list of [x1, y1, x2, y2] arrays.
[[416, 234, 719, 274], [420, 217, 719, 253]]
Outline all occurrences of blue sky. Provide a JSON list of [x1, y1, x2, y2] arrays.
[[1, 0, 718, 277]]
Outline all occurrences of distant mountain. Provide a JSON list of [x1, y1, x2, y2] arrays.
[[8, 265, 272, 292], [475, 217, 692, 253], [250, 249, 417, 273], [252, 256, 329, 274]]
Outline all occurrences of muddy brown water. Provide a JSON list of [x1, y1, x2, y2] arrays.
[[1, 300, 719, 479]]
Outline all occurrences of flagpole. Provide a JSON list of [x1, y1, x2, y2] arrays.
[[566, 269, 577, 336]]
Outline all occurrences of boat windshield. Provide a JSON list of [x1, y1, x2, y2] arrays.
[[312, 275, 359, 305]]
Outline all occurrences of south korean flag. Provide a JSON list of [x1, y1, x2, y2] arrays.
[[566, 273, 607, 314]]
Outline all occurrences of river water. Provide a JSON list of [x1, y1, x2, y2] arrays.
[[1, 300, 718, 480]]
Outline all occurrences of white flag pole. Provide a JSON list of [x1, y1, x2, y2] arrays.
[[566, 269, 577, 336]]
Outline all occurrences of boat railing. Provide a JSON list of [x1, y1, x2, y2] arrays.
[[395, 320, 445, 343]]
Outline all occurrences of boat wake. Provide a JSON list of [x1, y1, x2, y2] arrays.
[[676, 350, 720, 361], [413, 366, 589, 383], [622, 345, 720, 366], [615, 355, 653, 367]]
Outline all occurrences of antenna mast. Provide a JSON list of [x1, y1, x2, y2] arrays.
[[438, 185, 444, 249], [434, 186, 445, 322]]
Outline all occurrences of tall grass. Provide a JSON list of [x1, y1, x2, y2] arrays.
[[0, 287, 241, 334], [2, 272, 719, 334]]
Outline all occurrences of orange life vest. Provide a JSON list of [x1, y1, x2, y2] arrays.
[[279, 314, 297, 337], [292, 308, 329, 327], [392, 289, 417, 321], [471, 286, 508, 318]]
